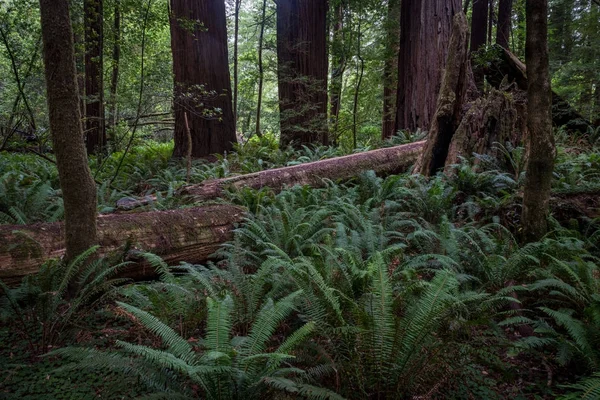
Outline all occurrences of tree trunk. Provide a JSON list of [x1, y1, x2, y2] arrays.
[[277, 0, 329, 148], [329, 2, 345, 141], [39, 0, 98, 260], [181, 141, 425, 202], [0, 205, 244, 286], [170, 0, 237, 158], [470, 0, 489, 91], [352, 13, 364, 149], [108, 0, 120, 132], [233, 0, 242, 133], [445, 88, 518, 168], [84, 0, 105, 154], [395, 0, 461, 133], [255, 0, 267, 138], [382, 0, 400, 140], [414, 12, 471, 176], [496, 0, 513, 49], [521, 0, 555, 243], [471, 0, 489, 53]]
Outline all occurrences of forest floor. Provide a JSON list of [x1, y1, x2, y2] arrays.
[[1, 131, 599, 399]]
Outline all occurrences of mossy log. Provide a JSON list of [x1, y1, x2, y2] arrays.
[[116, 140, 426, 210], [483, 46, 592, 133], [0, 204, 245, 286], [182, 140, 425, 201]]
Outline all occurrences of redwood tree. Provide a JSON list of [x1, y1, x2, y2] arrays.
[[170, 0, 237, 158], [277, 0, 329, 147], [39, 0, 98, 259], [395, 0, 461, 133], [522, 0, 556, 242], [84, 0, 105, 154], [496, 0, 513, 49], [470, 0, 489, 54]]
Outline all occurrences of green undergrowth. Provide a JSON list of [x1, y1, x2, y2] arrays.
[[1, 133, 599, 398]]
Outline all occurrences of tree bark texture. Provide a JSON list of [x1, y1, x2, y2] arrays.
[[39, 0, 98, 260], [395, 0, 462, 133], [182, 141, 425, 202], [170, 0, 237, 158], [382, 0, 401, 140], [84, 0, 106, 154], [277, 0, 329, 148], [414, 12, 470, 176], [0, 205, 244, 286], [521, 0, 556, 243], [496, 0, 513, 49], [445, 88, 518, 168]]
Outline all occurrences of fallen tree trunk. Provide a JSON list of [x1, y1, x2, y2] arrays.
[[182, 141, 425, 201], [117, 140, 426, 210], [483, 46, 592, 133], [3, 142, 426, 284], [0, 204, 245, 286]]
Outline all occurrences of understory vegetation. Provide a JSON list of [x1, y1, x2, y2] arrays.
[[1, 132, 599, 399]]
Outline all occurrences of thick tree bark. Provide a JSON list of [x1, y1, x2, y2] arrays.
[[170, 0, 237, 158], [0, 205, 244, 286], [521, 0, 555, 243], [108, 0, 120, 131], [496, 0, 513, 49], [382, 0, 400, 140], [84, 0, 105, 154], [39, 0, 98, 260], [181, 141, 425, 202], [395, 0, 461, 133], [414, 13, 471, 176], [277, 0, 329, 147], [255, 0, 267, 138]]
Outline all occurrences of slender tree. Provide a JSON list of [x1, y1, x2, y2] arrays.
[[277, 0, 329, 147], [395, 0, 461, 132], [170, 0, 237, 158], [255, 0, 267, 138], [382, 0, 400, 140], [108, 0, 121, 131], [521, 0, 556, 242], [329, 1, 345, 140], [39, 0, 98, 259], [233, 0, 242, 133], [496, 0, 513, 48], [84, 0, 105, 154]]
